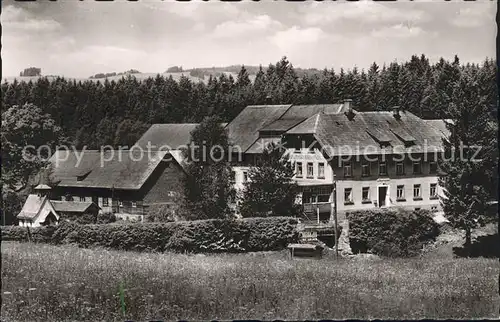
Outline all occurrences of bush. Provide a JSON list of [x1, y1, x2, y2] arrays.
[[96, 212, 116, 224], [347, 208, 439, 257], [2, 217, 300, 254], [145, 205, 178, 223], [1, 225, 56, 243]]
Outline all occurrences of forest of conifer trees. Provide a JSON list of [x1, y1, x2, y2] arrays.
[[1, 54, 497, 150]]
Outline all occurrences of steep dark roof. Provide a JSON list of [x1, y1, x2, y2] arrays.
[[50, 150, 102, 180], [260, 119, 305, 132], [286, 114, 320, 134], [135, 124, 198, 149], [51, 201, 99, 213], [286, 111, 447, 156], [49, 150, 170, 190], [226, 105, 292, 152]]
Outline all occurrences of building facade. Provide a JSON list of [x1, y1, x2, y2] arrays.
[[225, 101, 450, 222], [45, 124, 195, 221]]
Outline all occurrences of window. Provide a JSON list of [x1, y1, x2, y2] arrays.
[[379, 162, 387, 176], [430, 183, 438, 199], [397, 185, 405, 200], [131, 201, 137, 208], [307, 163, 314, 178], [316, 187, 331, 203], [243, 171, 248, 183], [362, 187, 370, 202], [296, 162, 303, 178], [413, 162, 422, 174], [361, 163, 370, 177], [344, 188, 353, 204], [102, 198, 109, 207], [318, 163, 325, 178], [413, 184, 422, 199], [343, 162, 352, 177], [396, 162, 405, 175], [317, 194, 330, 203], [429, 162, 437, 174], [79, 196, 86, 202], [230, 171, 236, 184]]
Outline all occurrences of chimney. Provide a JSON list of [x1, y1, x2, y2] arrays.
[[343, 98, 355, 120], [392, 106, 401, 119], [343, 98, 353, 113]]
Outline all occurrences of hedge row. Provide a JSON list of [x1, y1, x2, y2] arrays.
[[1, 217, 299, 253], [347, 208, 439, 257]]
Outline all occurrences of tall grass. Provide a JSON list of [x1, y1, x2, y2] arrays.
[[2, 242, 498, 321]]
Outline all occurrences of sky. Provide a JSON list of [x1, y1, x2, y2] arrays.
[[2, 0, 496, 78]]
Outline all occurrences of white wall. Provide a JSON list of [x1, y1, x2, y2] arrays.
[[335, 177, 441, 213]]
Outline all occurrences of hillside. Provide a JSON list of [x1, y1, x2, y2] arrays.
[[2, 64, 323, 84]]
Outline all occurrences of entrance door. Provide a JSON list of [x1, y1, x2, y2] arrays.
[[378, 186, 388, 207]]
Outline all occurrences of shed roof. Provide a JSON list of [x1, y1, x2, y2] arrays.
[[34, 184, 52, 190], [51, 201, 98, 213], [17, 194, 46, 219]]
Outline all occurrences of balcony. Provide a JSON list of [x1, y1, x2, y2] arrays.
[[302, 203, 331, 224]]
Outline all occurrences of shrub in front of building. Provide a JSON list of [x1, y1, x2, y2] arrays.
[[2, 217, 299, 253], [347, 208, 439, 257], [96, 212, 117, 224], [1, 225, 56, 243]]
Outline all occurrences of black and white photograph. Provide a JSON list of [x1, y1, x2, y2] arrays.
[[1, 0, 499, 320]]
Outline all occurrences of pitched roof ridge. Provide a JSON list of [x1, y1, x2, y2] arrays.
[[151, 123, 199, 126], [313, 113, 321, 133], [33, 196, 48, 221], [243, 137, 262, 153], [277, 104, 295, 120], [247, 104, 292, 109]]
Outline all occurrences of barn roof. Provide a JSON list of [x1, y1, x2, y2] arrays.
[[225, 105, 292, 152], [49, 150, 171, 190], [260, 119, 305, 132], [135, 123, 198, 149], [51, 201, 99, 213], [285, 111, 448, 156], [225, 103, 350, 153], [17, 194, 47, 219]]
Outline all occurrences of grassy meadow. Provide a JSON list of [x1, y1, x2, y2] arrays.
[[1, 241, 498, 321]]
